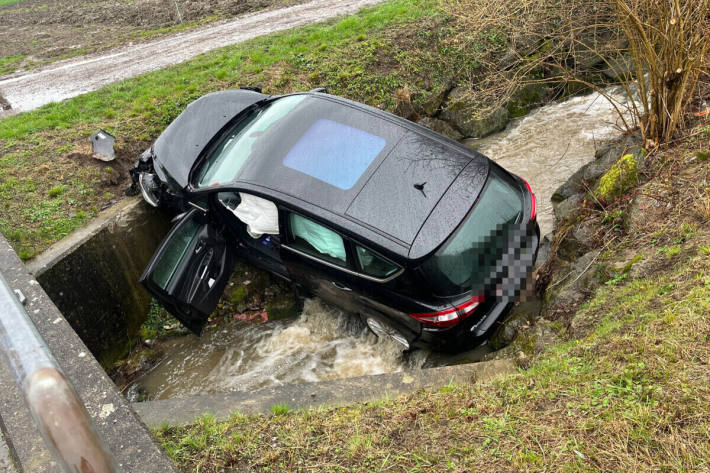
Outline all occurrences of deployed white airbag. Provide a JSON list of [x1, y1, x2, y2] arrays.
[[233, 193, 279, 238], [290, 214, 346, 262]]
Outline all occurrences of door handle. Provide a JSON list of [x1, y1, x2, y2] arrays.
[[332, 281, 352, 292]]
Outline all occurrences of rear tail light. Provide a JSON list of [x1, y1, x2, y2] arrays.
[[410, 296, 483, 328], [522, 178, 536, 221]]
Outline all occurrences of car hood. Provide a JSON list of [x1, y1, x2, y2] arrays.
[[153, 89, 268, 189]]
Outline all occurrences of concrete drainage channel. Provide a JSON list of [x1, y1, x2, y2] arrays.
[[0, 229, 178, 472]]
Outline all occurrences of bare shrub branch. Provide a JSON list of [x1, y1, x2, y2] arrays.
[[443, 0, 710, 143]]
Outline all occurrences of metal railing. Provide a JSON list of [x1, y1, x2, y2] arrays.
[[0, 272, 121, 473]]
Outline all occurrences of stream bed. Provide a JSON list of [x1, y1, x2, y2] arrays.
[[131, 88, 633, 401]]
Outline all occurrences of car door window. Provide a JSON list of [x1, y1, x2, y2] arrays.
[[354, 245, 399, 279], [150, 216, 201, 290], [288, 213, 347, 266]]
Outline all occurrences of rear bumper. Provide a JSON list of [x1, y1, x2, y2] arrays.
[[412, 220, 540, 352], [413, 299, 514, 352]]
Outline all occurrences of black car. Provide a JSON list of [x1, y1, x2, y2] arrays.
[[130, 88, 539, 352]]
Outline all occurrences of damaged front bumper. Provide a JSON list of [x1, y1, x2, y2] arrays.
[[126, 147, 185, 210]]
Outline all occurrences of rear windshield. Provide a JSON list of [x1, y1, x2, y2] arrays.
[[421, 166, 523, 296]]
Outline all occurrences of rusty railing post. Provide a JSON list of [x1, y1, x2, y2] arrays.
[[0, 272, 121, 473]]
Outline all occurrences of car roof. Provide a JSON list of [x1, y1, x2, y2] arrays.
[[226, 92, 490, 259]]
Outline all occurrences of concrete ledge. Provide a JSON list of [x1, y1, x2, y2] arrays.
[[27, 197, 170, 367], [0, 234, 178, 473], [134, 359, 516, 428]]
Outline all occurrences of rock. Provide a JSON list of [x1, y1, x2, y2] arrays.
[[527, 321, 559, 354], [595, 152, 643, 202], [499, 47, 519, 69], [571, 221, 598, 248], [417, 117, 463, 141], [624, 185, 665, 233], [392, 86, 419, 121], [506, 83, 552, 118], [421, 79, 454, 116], [581, 144, 627, 181], [534, 233, 552, 268], [544, 249, 601, 317], [558, 220, 599, 260], [552, 178, 582, 203], [553, 193, 584, 222], [265, 293, 302, 321], [602, 54, 634, 81], [440, 87, 510, 138], [551, 141, 643, 203], [490, 312, 529, 349]]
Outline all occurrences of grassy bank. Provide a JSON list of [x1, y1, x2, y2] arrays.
[[155, 136, 710, 471], [156, 249, 710, 471], [0, 0, 459, 258]]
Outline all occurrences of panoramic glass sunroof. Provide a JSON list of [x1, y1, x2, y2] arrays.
[[283, 119, 386, 190]]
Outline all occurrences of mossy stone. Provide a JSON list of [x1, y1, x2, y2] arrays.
[[265, 294, 302, 321], [230, 286, 248, 304], [595, 153, 639, 202]]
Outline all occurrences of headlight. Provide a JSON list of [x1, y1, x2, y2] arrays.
[[139, 172, 161, 207]]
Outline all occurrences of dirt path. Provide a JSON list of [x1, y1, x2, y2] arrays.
[[0, 0, 385, 115]]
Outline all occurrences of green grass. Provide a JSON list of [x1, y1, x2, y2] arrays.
[[0, 0, 458, 259], [0, 0, 24, 7], [0, 54, 25, 75], [156, 236, 710, 472]]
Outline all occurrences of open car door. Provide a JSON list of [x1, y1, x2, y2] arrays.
[[140, 208, 236, 335]]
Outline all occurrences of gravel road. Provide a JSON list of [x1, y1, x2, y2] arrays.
[[0, 0, 384, 116]]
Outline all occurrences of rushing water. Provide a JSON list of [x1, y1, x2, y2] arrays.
[[132, 89, 631, 400], [473, 87, 634, 236], [135, 299, 427, 400]]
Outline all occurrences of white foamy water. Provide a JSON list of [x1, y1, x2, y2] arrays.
[[137, 299, 425, 399]]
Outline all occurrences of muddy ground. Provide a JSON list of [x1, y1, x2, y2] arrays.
[[0, 0, 299, 74]]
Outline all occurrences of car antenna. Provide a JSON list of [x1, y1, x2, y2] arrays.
[[414, 182, 427, 197]]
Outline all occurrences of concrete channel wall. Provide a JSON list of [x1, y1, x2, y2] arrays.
[[27, 197, 171, 368], [0, 234, 178, 473]]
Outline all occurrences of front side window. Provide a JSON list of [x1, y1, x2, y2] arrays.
[[196, 95, 306, 188], [288, 213, 347, 266], [355, 245, 399, 279]]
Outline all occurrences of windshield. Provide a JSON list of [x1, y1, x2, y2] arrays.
[[195, 95, 306, 188], [421, 166, 523, 296]]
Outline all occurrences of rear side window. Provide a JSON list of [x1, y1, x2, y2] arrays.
[[288, 213, 347, 266], [355, 245, 399, 279], [421, 167, 523, 296]]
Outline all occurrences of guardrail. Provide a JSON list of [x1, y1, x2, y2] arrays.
[[0, 272, 121, 473]]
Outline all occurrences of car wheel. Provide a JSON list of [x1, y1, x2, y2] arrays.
[[365, 316, 410, 350]]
